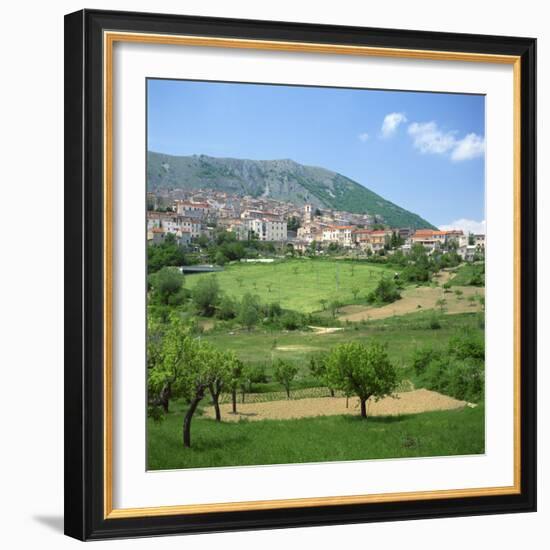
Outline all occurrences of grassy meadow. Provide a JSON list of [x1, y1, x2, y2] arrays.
[[185, 259, 397, 313], [148, 403, 485, 470], [202, 311, 483, 384]]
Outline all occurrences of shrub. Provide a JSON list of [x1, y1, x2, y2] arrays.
[[148, 267, 186, 305], [192, 277, 221, 316], [273, 359, 299, 398], [415, 330, 485, 403], [238, 293, 261, 330], [411, 346, 443, 376], [280, 311, 302, 331], [428, 315, 442, 330], [366, 277, 401, 304], [217, 294, 237, 320]]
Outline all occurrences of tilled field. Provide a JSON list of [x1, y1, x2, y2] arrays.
[[204, 388, 467, 422]]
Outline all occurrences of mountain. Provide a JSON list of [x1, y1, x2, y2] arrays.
[[147, 152, 436, 230]]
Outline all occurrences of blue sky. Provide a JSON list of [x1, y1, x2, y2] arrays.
[[147, 79, 485, 230]]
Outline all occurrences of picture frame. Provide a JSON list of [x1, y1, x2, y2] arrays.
[[64, 8, 537, 541]]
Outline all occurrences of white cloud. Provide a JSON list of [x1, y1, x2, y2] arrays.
[[439, 219, 486, 235], [407, 121, 485, 162], [407, 121, 456, 154], [451, 133, 485, 161], [358, 132, 370, 142], [380, 112, 407, 138]]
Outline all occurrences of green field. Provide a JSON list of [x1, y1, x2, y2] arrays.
[[185, 259, 398, 313], [148, 404, 484, 469], [148, 258, 485, 471], [448, 263, 485, 287], [203, 311, 482, 382]]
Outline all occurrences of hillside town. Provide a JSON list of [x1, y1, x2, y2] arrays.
[[147, 188, 485, 261]]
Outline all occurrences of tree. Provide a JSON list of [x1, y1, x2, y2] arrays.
[[147, 314, 231, 446], [207, 350, 239, 422], [147, 315, 187, 415], [217, 294, 237, 320], [309, 352, 335, 396], [147, 233, 186, 273], [436, 298, 447, 312], [177, 340, 222, 447], [366, 277, 401, 304], [146, 315, 168, 412], [351, 287, 360, 301], [148, 266, 185, 305], [238, 292, 260, 330], [226, 356, 244, 414], [214, 250, 228, 266], [273, 359, 299, 399], [328, 299, 341, 318], [327, 342, 398, 418], [192, 277, 220, 316]]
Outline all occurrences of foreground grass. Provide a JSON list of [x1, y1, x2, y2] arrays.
[[185, 259, 397, 313], [148, 405, 484, 470]]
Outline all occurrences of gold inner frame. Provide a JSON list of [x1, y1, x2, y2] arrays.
[[103, 31, 522, 519]]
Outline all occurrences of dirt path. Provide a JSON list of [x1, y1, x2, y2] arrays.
[[338, 271, 484, 322], [308, 326, 344, 334], [204, 389, 467, 422]]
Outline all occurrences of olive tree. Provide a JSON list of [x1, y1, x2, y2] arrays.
[[226, 356, 244, 414], [207, 350, 241, 421], [273, 359, 299, 399], [176, 339, 227, 447], [309, 352, 335, 397], [147, 314, 186, 414], [327, 341, 398, 418]]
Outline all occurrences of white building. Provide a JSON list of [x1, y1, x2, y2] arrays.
[[245, 218, 287, 242], [322, 225, 355, 247], [147, 212, 202, 238], [175, 200, 210, 219]]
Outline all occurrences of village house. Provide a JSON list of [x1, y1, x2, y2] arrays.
[[322, 225, 355, 247], [369, 229, 393, 251], [147, 211, 202, 239], [175, 199, 211, 219], [411, 229, 440, 252], [244, 218, 288, 242], [475, 234, 486, 251], [352, 228, 373, 249]]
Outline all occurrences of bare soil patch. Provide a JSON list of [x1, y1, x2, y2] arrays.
[[204, 389, 467, 422], [308, 326, 344, 334], [275, 344, 322, 352], [338, 270, 484, 322]]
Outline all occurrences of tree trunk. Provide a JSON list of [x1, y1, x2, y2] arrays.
[[182, 391, 203, 448], [329, 387, 335, 398], [160, 383, 171, 413], [360, 397, 367, 418], [286, 386, 290, 399], [232, 389, 237, 413], [209, 384, 222, 422], [213, 396, 221, 421]]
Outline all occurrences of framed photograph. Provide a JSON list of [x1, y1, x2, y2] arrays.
[[64, 9, 536, 540]]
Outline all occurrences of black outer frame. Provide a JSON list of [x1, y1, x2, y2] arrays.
[[64, 9, 537, 541]]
